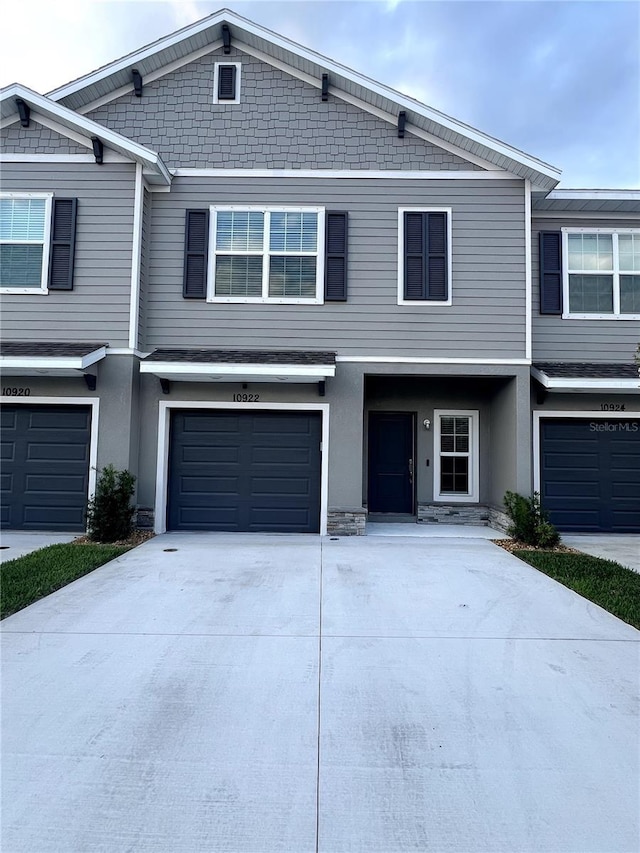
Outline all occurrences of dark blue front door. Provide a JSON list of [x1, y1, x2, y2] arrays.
[[368, 412, 414, 513], [541, 418, 640, 532]]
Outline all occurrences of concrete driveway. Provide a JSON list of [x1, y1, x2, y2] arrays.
[[0, 530, 77, 562], [562, 533, 640, 573], [2, 533, 638, 853]]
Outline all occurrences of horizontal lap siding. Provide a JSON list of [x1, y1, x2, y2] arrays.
[[147, 178, 526, 358], [1, 163, 135, 346], [532, 216, 640, 362]]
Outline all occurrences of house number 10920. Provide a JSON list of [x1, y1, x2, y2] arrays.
[[232, 393, 260, 402], [2, 387, 31, 396]]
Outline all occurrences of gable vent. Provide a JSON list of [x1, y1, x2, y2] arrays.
[[214, 62, 240, 103]]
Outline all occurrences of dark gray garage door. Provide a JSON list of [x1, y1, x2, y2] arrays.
[[540, 418, 640, 532], [0, 405, 92, 531], [168, 410, 322, 533]]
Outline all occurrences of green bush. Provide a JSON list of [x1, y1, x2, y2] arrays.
[[86, 465, 136, 543], [503, 490, 560, 547]]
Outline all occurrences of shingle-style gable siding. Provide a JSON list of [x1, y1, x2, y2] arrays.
[[0, 121, 89, 155], [86, 48, 482, 171], [145, 177, 525, 359], [1, 162, 135, 347], [532, 216, 640, 363]]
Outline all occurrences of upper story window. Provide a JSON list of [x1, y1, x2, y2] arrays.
[[0, 194, 52, 293], [563, 228, 640, 319], [397, 208, 452, 306], [213, 62, 241, 104], [209, 207, 325, 304]]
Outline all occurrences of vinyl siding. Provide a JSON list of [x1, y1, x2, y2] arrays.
[[1, 121, 89, 154], [86, 47, 482, 172], [532, 216, 640, 362], [146, 177, 526, 358], [0, 162, 135, 346]]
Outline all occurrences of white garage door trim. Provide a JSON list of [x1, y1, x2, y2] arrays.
[[532, 410, 640, 493], [0, 396, 101, 524], [155, 401, 330, 536]]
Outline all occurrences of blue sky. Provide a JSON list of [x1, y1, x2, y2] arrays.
[[2, 0, 638, 188]]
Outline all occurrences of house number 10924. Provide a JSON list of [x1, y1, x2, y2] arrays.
[[232, 393, 260, 402], [600, 403, 626, 411]]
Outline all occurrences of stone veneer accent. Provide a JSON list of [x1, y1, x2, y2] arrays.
[[488, 506, 511, 533], [418, 504, 491, 525], [135, 507, 155, 529], [327, 508, 367, 536]]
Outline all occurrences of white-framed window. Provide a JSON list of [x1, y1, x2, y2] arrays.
[[562, 227, 640, 320], [0, 193, 52, 294], [397, 207, 452, 306], [208, 206, 325, 304], [212, 62, 241, 104], [433, 410, 479, 503]]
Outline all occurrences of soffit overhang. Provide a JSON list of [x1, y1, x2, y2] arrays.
[[140, 348, 337, 384]]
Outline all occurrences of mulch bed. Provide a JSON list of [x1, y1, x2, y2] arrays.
[[73, 530, 155, 547], [492, 538, 579, 554]]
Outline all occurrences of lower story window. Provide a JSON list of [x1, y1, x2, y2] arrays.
[[434, 410, 479, 502]]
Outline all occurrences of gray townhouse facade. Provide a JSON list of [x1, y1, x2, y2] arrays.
[[1, 10, 639, 536]]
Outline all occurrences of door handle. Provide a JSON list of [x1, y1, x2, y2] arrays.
[[408, 458, 414, 484]]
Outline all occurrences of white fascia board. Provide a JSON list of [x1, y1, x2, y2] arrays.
[[0, 346, 107, 371], [337, 356, 531, 365], [139, 362, 336, 379], [531, 367, 640, 391], [0, 84, 171, 185], [545, 189, 640, 201], [43, 9, 559, 184], [172, 168, 513, 180]]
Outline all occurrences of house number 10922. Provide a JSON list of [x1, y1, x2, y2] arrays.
[[232, 393, 260, 402]]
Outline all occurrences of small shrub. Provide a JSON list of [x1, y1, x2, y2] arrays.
[[86, 465, 136, 543], [503, 490, 560, 548]]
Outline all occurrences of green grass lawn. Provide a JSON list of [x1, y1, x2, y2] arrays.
[[1, 543, 130, 620], [514, 549, 640, 630]]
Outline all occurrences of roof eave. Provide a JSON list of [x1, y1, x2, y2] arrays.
[[46, 9, 560, 189]]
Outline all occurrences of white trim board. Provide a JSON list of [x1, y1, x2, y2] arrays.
[[336, 356, 531, 365], [140, 362, 335, 380], [532, 410, 640, 493], [433, 409, 480, 503], [524, 179, 532, 361], [154, 401, 330, 536], [0, 347, 107, 371], [0, 396, 100, 515], [172, 168, 515, 180], [0, 153, 131, 164], [128, 163, 144, 349], [531, 367, 640, 393]]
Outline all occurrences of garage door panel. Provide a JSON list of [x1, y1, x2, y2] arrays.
[[25, 474, 87, 494], [541, 418, 640, 533], [26, 442, 89, 462], [168, 410, 321, 533], [1, 405, 91, 531]]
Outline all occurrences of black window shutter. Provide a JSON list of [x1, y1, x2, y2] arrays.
[[48, 198, 77, 291], [404, 212, 426, 299], [404, 212, 448, 301], [539, 231, 563, 314], [183, 210, 209, 299], [426, 212, 447, 301], [325, 211, 348, 301], [218, 65, 237, 100]]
